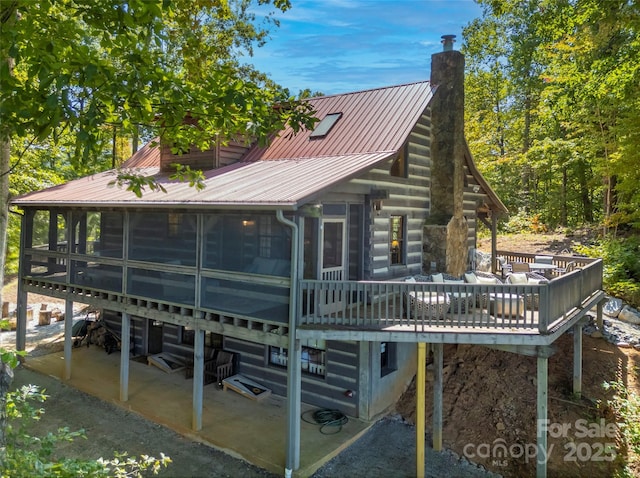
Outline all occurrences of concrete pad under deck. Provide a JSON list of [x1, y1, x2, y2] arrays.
[[23, 346, 372, 477]]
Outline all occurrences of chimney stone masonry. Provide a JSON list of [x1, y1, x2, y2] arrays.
[[428, 34, 465, 224], [424, 35, 469, 276]]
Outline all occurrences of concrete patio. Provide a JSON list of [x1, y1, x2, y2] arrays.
[[22, 345, 373, 477]]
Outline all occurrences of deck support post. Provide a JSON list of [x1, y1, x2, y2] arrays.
[[416, 342, 426, 478], [596, 300, 604, 332], [15, 285, 27, 354], [433, 342, 443, 451], [192, 327, 205, 431], [572, 323, 583, 399], [285, 337, 302, 476], [277, 210, 302, 477], [119, 312, 131, 402], [491, 211, 498, 274], [15, 212, 28, 354], [63, 299, 73, 380], [536, 356, 549, 478]]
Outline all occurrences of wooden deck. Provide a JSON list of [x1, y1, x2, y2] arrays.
[[297, 257, 605, 344]]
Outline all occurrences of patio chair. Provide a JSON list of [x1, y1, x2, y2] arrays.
[[404, 275, 451, 320], [510, 262, 531, 273], [427, 272, 476, 314], [407, 291, 450, 320], [464, 270, 502, 308], [556, 261, 577, 274], [204, 350, 236, 386], [505, 271, 547, 310], [534, 255, 553, 264]]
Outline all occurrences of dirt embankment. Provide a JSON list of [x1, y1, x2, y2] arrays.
[[395, 232, 640, 477]]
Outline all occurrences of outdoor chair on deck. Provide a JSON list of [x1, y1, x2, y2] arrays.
[[556, 261, 577, 274], [185, 349, 236, 386], [505, 271, 547, 310], [404, 276, 450, 320], [431, 273, 475, 313], [464, 270, 502, 308], [534, 255, 553, 264], [510, 262, 531, 273]]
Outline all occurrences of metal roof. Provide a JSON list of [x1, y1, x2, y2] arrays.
[[13, 82, 434, 210], [12, 152, 396, 209], [244, 81, 433, 161], [120, 140, 160, 168]]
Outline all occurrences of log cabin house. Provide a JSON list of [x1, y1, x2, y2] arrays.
[[11, 37, 605, 477]]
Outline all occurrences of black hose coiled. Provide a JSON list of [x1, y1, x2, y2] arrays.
[[302, 408, 349, 435]]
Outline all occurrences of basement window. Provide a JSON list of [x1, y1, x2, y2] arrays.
[[269, 342, 326, 377], [380, 342, 397, 377], [310, 112, 342, 138]]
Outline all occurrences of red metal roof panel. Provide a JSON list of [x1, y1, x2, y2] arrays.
[[12, 152, 396, 209], [12, 81, 435, 210]]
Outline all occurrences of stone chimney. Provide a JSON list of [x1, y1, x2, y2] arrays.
[[423, 35, 469, 275], [429, 34, 465, 224]]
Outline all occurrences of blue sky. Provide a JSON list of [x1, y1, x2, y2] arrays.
[[248, 0, 483, 96]]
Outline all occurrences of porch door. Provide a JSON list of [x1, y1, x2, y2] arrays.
[[147, 321, 163, 355], [319, 219, 346, 314]]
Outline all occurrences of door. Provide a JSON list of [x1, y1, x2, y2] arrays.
[[147, 320, 164, 355], [319, 219, 346, 314]]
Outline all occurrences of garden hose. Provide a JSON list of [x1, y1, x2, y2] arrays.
[[302, 408, 349, 435]]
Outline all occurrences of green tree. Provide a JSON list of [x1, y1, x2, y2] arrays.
[[463, 0, 640, 232], [0, 0, 315, 307]]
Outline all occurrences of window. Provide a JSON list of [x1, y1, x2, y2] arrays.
[[390, 144, 408, 178], [322, 221, 343, 268], [167, 213, 182, 237], [179, 327, 223, 349], [179, 326, 195, 346], [390, 216, 405, 265], [269, 341, 326, 377], [380, 342, 397, 377], [310, 112, 342, 138]]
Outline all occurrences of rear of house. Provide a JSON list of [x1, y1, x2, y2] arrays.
[[12, 44, 505, 421]]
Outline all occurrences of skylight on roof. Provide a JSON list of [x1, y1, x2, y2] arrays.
[[310, 112, 342, 138]]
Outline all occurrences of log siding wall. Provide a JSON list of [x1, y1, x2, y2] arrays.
[[349, 109, 432, 281]]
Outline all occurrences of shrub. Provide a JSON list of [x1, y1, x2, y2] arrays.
[[0, 340, 171, 477], [602, 380, 640, 477], [574, 235, 640, 309]]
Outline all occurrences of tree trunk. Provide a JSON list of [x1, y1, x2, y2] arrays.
[[0, 135, 11, 457], [0, 135, 9, 309], [576, 159, 593, 224], [561, 166, 568, 227]]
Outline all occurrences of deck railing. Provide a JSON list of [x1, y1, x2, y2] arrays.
[[22, 245, 604, 337], [299, 257, 603, 335]]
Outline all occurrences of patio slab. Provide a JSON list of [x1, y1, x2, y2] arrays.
[[23, 346, 372, 477]]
